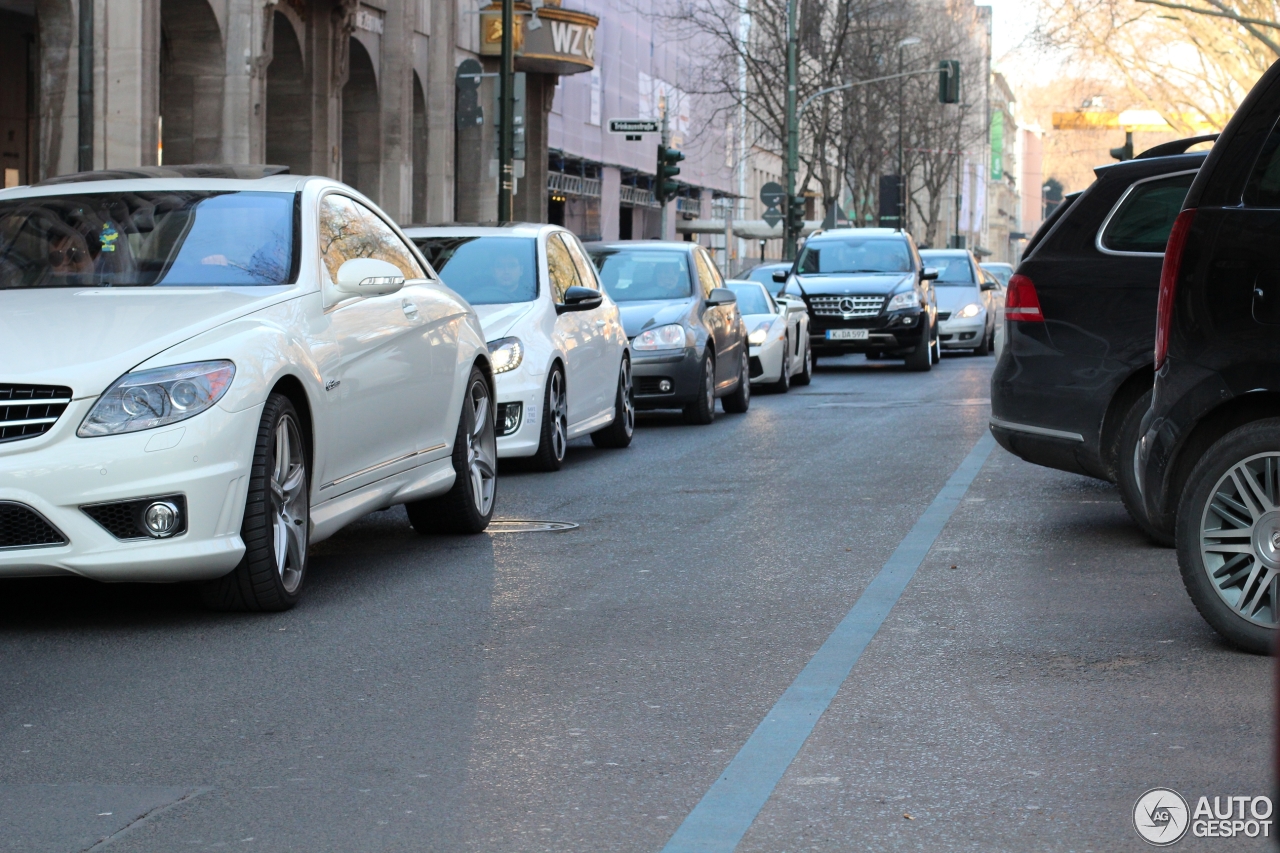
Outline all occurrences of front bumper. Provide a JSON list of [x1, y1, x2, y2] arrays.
[[492, 366, 547, 459], [0, 399, 261, 582], [748, 337, 786, 384], [938, 315, 985, 349], [632, 346, 704, 408], [808, 309, 926, 354]]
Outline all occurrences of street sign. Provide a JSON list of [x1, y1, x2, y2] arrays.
[[763, 209, 783, 228], [760, 181, 786, 209], [609, 119, 660, 134]]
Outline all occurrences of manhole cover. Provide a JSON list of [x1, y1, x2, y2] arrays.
[[487, 519, 579, 533]]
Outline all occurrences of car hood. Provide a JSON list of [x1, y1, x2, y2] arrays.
[[473, 301, 536, 341], [934, 285, 984, 313], [616, 298, 696, 338], [793, 272, 913, 296], [0, 286, 298, 397]]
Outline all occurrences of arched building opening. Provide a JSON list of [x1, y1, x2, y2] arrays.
[[341, 38, 379, 198], [412, 73, 427, 223], [0, 6, 37, 186], [266, 12, 309, 176], [159, 0, 224, 164]]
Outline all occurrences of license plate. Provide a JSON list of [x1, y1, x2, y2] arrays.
[[826, 329, 869, 341]]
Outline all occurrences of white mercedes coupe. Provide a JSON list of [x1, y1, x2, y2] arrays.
[[404, 224, 633, 471], [0, 166, 497, 611]]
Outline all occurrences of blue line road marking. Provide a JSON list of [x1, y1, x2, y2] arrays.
[[660, 432, 997, 853]]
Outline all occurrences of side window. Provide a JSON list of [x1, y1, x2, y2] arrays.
[[318, 194, 426, 282], [1247, 122, 1280, 207], [1099, 172, 1196, 253], [545, 233, 581, 303], [692, 250, 716, 299], [561, 233, 599, 290], [699, 249, 725, 289]]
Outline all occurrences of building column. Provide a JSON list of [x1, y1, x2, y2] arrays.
[[221, 0, 270, 164], [97, 0, 161, 169], [600, 166, 620, 240], [424, 0, 454, 223], [511, 72, 553, 223]]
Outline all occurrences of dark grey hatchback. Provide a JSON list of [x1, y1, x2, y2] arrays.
[[586, 241, 750, 424]]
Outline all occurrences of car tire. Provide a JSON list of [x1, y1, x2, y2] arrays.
[[529, 365, 568, 472], [975, 322, 991, 356], [200, 394, 309, 612], [682, 351, 716, 425], [723, 349, 751, 413], [793, 339, 812, 385], [1175, 418, 1280, 654], [905, 333, 932, 372], [770, 337, 792, 393], [406, 366, 497, 535], [1115, 388, 1174, 547], [931, 333, 942, 364], [591, 356, 634, 449]]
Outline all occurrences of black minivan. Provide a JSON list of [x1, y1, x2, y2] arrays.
[[990, 141, 1209, 543], [1137, 58, 1280, 653]]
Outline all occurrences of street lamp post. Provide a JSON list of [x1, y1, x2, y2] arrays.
[[497, 0, 515, 223], [784, 0, 799, 259], [896, 36, 920, 236]]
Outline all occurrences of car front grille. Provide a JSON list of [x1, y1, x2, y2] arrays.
[[808, 295, 883, 318], [937, 312, 952, 321], [0, 502, 68, 550], [0, 384, 73, 444]]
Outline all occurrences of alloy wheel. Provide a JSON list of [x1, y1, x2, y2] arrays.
[[549, 370, 568, 462], [465, 379, 498, 517], [1198, 452, 1280, 627], [269, 413, 307, 594], [703, 358, 715, 411], [620, 358, 635, 437]]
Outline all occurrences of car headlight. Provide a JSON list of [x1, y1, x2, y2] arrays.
[[747, 319, 778, 346], [886, 291, 920, 311], [78, 360, 236, 437], [633, 323, 686, 351], [488, 337, 524, 374], [955, 302, 983, 319]]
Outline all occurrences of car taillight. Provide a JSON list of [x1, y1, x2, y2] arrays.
[[1005, 274, 1044, 322], [1155, 209, 1196, 370]]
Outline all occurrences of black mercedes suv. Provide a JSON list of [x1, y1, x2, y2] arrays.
[[989, 140, 1210, 543], [1136, 58, 1280, 653], [775, 228, 940, 371]]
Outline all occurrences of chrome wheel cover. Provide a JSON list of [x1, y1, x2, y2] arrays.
[[703, 358, 715, 411], [465, 379, 498, 516], [780, 340, 791, 387], [740, 351, 751, 402], [1199, 451, 1280, 628], [549, 370, 568, 462], [620, 358, 635, 437], [269, 413, 308, 594]]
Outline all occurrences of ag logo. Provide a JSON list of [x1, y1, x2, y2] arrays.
[[1134, 788, 1190, 845]]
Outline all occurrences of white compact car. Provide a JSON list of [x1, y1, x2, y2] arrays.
[[726, 279, 811, 391], [404, 224, 633, 471], [920, 248, 1000, 355], [0, 166, 497, 611]]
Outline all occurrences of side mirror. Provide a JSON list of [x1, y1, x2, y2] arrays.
[[335, 257, 405, 296], [772, 269, 788, 283], [922, 267, 939, 281], [705, 288, 737, 308], [980, 280, 998, 291], [557, 285, 603, 314]]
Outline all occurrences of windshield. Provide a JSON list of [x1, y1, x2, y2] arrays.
[[920, 253, 975, 285], [796, 237, 911, 274], [591, 249, 693, 301], [0, 191, 294, 288], [728, 282, 774, 315], [412, 236, 537, 304], [981, 264, 1012, 286]]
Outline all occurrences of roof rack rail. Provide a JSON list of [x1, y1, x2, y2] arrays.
[[1135, 134, 1218, 159], [35, 164, 291, 186]]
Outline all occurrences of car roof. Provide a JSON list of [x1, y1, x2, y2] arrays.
[[401, 223, 551, 238], [0, 172, 326, 200], [805, 227, 902, 240], [726, 279, 768, 292], [584, 240, 697, 251], [920, 248, 970, 256], [1092, 150, 1207, 181], [981, 262, 1013, 268]]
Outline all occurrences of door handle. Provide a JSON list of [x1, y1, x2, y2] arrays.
[[594, 318, 607, 327], [402, 299, 419, 319]]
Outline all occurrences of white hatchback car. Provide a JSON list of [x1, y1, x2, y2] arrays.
[[0, 166, 497, 611], [726, 279, 812, 391], [404, 225, 633, 471]]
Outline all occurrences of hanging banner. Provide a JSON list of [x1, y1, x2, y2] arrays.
[[958, 160, 971, 233], [973, 163, 987, 233], [990, 112, 1004, 181]]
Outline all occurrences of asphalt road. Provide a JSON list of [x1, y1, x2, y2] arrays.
[[0, 353, 1269, 852]]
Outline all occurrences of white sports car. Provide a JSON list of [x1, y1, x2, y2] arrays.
[[404, 225, 633, 471], [0, 166, 496, 611], [726, 279, 811, 391]]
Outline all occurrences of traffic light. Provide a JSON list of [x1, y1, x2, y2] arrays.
[[787, 194, 806, 235], [938, 60, 960, 104], [1110, 131, 1134, 162], [657, 145, 684, 203]]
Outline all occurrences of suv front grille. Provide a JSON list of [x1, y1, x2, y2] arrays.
[[0, 384, 73, 444], [809, 295, 883, 318], [0, 502, 68, 550]]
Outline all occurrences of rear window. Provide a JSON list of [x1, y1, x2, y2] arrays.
[[1099, 172, 1196, 253]]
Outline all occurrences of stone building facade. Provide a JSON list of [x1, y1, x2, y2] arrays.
[[0, 0, 735, 243]]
